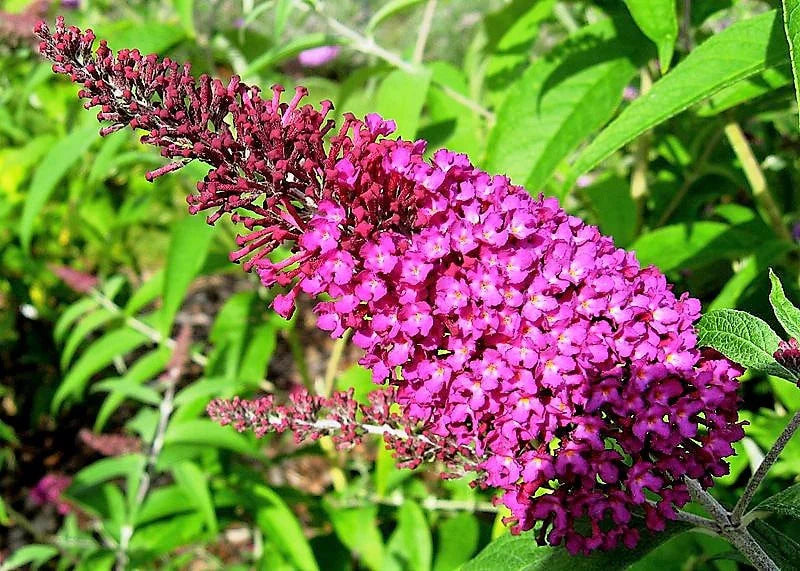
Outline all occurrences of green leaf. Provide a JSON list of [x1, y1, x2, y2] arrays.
[[433, 513, 479, 571], [769, 268, 800, 340], [20, 122, 99, 252], [164, 419, 258, 456], [697, 309, 796, 379], [171, 462, 218, 535], [53, 327, 150, 411], [274, 0, 292, 40], [54, 297, 98, 343], [709, 243, 792, 310], [92, 378, 161, 406], [87, 129, 129, 185], [697, 65, 793, 116], [135, 485, 195, 525], [385, 501, 432, 571], [160, 215, 215, 336], [756, 482, 800, 519], [172, 0, 196, 38], [424, 61, 483, 159], [125, 269, 164, 316], [376, 69, 432, 140], [583, 176, 638, 247], [207, 291, 256, 379], [485, 16, 646, 193], [749, 520, 800, 570], [463, 519, 691, 571], [630, 221, 760, 273], [484, 0, 556, 101], [94, 347, 171, 431], [569, 10, 788, 185], [366, 0, 426, 35], [323, 501, 385, 571], [244, 33, 333, 76], [0, 545, 59, 571], [783, 0, 800, 126], [623, 0, 678, 72], [60, 308, 116, 369], [251, 484, 320, 571], [68, 454, 146, 495], [93, 21, 186, 54]]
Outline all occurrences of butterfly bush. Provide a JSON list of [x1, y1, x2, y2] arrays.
[[37, 17, 746, 554]]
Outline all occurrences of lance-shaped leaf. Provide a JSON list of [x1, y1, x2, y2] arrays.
[[569, 10, 788, 186]]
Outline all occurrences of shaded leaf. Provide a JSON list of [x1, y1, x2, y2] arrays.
[[53, 327, 150, 411], [20, 122, 98, 252], [171, 462, 218, 535], [486, 15, 647, 193], [323, 500, 385, 570], [172, 0, 196, 38], [385, 501, 432, 571], [783, 0, 800, 126], [583, 176, 638, 247], [0, 545, 59, 571], [54, 297, 98, 343], [93, 21, 186, 54], [463, 519, 691, 570], [366, 0, 426, 34], [697, 65, 793, 116], [164, 419, 258, 456], [433, 513, 480, 571], [160, 215, 215, 336], [60, 308, 116, 369], [623, 0, 678, 72], [756, 483, 800, 520], [484, 0, 556, 101], [749, 520, 800, 571], [251, 484, 320, 571], [376, 69, 432, 140], [630, 221, 763, 273]]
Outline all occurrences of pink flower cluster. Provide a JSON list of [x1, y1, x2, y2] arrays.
[[38, 19, 745, 554], [30, 474, 72, 515], [208, 388, 477, 474], [774, 338, 800, 385]]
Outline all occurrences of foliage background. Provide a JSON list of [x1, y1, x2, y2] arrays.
[[1, 0, 800, 569]]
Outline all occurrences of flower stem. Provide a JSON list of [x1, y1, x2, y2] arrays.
[[732, 410, 800, 526], [412, 0, 437, 65], [656, 128, 723, 227], [723, 121, 791, 241], [684, 478, 779, 571], [302, 0, 495, 123], [87, 286, 275, 391], [631, 67, 653, 234], [116, 364, 179, 570]]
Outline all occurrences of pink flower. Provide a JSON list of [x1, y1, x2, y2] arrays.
[[297, 45, 340, 67], [30, 474, 72, 515], [39, 19, 746, 556]]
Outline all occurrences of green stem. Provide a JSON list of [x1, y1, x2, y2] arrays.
[[631, 68, 653, 234], [656, 128, 723, 227], [412, 0, 437, 65], [323, 329, 351, 397], [733, 411, 800, 525], [724, 121, 791, 241], [300, 0, 495, 123]]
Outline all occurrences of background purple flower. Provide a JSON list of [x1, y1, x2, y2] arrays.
[[298, 45, 340, 67]]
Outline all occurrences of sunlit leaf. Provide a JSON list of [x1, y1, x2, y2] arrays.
[[569, 10, 787, 186]]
